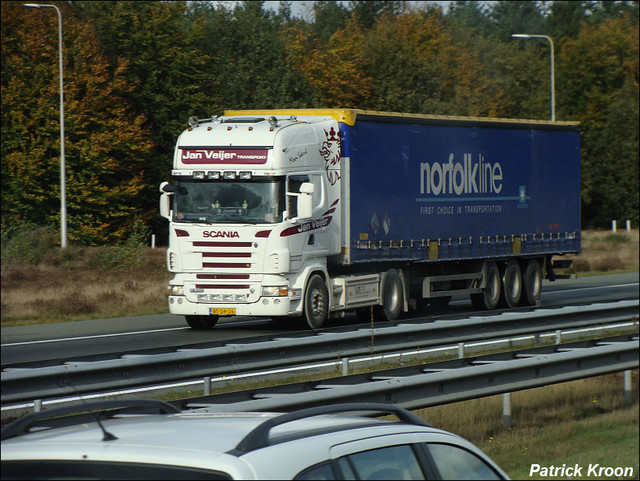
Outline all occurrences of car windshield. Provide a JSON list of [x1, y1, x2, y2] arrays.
[[173, 177, 285, 224]]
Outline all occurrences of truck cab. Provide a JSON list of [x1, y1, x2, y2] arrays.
[[160, 114, 342, 329]]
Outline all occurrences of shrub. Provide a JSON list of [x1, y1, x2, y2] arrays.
[[1, 223, 57, 267], [86, 219, 149, 272]]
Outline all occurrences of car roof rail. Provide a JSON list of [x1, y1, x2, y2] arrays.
[[230, 402, 433, 455], [1, 399, 181, 441]]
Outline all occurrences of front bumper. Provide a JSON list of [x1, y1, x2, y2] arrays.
[[168, 295, 301, 317]]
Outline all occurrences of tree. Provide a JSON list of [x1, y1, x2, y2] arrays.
[[447, 0, 494, 32], [559, 16, 639, 227], [546, 1, 592, 38], [1, 1, 153, 244], [285, 16, 372, 108], [360, 9, 500, 116], [70, 1, 217, 239], [487, 1, 547, 41], [347, 0, 406, 29], [188, 1, 310, 111], [312, 0, 349, 41]]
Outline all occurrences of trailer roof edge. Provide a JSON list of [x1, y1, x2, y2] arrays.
[[223, 108, 580, 129]]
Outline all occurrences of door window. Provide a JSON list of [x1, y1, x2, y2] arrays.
[[425, 443, 502, 480], [339, 444, 425, 480]]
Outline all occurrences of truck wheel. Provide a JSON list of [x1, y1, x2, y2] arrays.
[[501, 259, 522, 308], [381, 269, 403, 321], [304, 274, 329, 329], [470, 262, 501, 310], [185, 315, 219, 329], [521, 260, 542, 306]]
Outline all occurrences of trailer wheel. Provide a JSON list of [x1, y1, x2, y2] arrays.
[[381, 269, 403, 321], [521, 260, 542, 306], [470, 262, 501, 310], [501, 259, 522, 308], [304, 274, 329, 329], [185, 315, 219, 329]]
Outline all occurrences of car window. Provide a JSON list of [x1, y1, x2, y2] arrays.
[[0, 460, 232, 480], [340, 444, 425, 480], [425, 443, 503, 480], [295, 461, 336, 480]]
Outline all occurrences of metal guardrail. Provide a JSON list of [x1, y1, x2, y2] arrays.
[[1, 300, 638, 405], [182, 335, 639, 413]]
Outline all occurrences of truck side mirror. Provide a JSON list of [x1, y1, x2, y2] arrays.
[[299, 182, 314, 195], [160, 182, 177, 193], [159, 182, 174, 220], [296, 182, 314, 220]]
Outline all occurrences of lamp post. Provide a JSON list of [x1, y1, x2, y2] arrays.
[[511, 34, 555, 122], [24, 3, 67, 248]]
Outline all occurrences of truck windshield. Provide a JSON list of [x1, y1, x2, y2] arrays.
[[172, 178, 285, 224]]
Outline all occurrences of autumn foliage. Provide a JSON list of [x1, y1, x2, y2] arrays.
[[1, 1, 638, 245]]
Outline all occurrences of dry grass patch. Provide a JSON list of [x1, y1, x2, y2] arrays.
[[570, 229, 639, 274], [1, 248, 171, 326]]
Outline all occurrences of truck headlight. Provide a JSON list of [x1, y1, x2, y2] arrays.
[[169, 285, 185, 296], [262, 286, 288, 297]]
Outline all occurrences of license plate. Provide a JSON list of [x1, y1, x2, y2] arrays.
[[210, 307, 236, 316]]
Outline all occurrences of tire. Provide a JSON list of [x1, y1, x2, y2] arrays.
[[185, 315, 219, 329], [501, 259, 523, 308], [304, 274, 329, 329], [521, 260, 542, 306], [470, 262, 501, 310], [380, 269, 403, 321]]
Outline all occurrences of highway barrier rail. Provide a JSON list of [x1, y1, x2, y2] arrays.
[[1, 300, 638, 406], [179, 334, 638, 413]]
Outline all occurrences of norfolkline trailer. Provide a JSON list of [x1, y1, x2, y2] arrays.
[[160, 109, 580, 329]]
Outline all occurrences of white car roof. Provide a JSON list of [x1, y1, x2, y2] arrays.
[[2, 401, 506, 480]]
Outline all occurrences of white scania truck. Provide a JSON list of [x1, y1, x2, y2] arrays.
[[160, 109, 581, 329]]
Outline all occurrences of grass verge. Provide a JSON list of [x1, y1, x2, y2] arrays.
[[416, 372, 639, 480], [1, 229, 638, 327]]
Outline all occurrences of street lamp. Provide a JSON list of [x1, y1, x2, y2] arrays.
[[512, 34, 555, 122], [24, 3, 67, 248]]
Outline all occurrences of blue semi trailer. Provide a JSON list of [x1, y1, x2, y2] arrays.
[[161, 109, 580, 329]]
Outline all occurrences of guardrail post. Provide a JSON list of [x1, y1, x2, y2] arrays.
[[555, 330, 562, 345], [458, 342, 465, 358], [204, 376, 211, 396], [33, 399, 43, 413], [342, 358, 350, 376], [502, 393, 512, 428], [624, 370, 632, 405]]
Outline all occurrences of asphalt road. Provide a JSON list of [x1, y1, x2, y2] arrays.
[[1, 272, 638, 366]]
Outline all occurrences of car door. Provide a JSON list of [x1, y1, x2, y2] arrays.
[[327, 433, 429, 480]]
